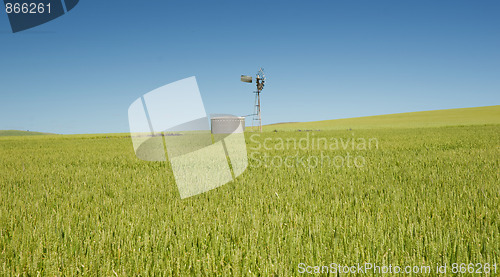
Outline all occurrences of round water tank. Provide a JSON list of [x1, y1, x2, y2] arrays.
[[211, 117, 245, 134]]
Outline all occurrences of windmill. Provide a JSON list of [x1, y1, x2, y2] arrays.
[[241, 68, 266, 132]]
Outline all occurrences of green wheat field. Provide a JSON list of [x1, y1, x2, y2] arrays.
[[1, 106, 499, 275]]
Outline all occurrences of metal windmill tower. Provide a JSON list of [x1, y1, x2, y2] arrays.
[[241, 68, 266, 132]]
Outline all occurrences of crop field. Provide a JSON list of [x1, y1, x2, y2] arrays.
[[264, 105, 500, 131], [0, 130, 54, 137], [1, 108, 499, 275]]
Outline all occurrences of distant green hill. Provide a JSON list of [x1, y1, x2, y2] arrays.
[[0, 130, 54, 136], [263, 105, 500, 131]]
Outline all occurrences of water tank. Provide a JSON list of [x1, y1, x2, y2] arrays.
[[211, 116, 245, 134]]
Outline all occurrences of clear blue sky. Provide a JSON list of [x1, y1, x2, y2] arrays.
[[0, 0, 499, 134]]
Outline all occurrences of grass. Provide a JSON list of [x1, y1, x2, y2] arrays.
[[0, 108, 499, 275], [263, 105, 500, 131]]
